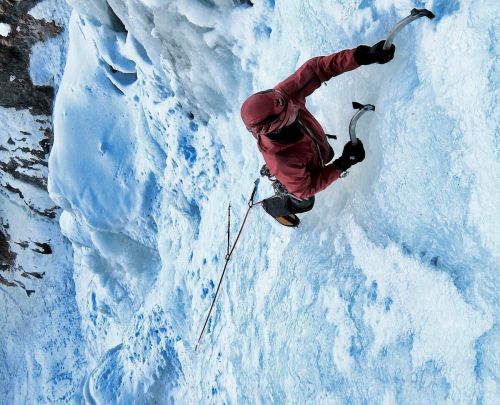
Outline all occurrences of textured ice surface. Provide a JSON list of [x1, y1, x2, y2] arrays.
[[44, 0, 500, 403], [0, 190, 86, 403]]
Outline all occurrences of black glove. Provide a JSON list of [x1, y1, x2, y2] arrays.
[[354, 40, 395, 65], [331, 140, 365, 172]]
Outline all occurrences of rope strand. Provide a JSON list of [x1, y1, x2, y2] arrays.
[[226, 204, 231, 260], [195, 180, 259, 351]]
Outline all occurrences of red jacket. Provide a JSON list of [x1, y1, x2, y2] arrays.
[[241, 49, 360, 199]]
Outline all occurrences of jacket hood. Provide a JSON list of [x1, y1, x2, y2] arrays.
[[240, 89, 296, 135]]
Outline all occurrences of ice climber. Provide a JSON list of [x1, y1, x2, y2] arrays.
[[241, 40, 395, 227]]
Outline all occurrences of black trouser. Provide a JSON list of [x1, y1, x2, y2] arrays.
[[262, 195, 315, 218]]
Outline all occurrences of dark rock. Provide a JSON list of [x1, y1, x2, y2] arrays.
[[33, 242, 52, 254], [0, 273, 16, 287], [0, 229, 16, 270], [15, 241, 29, 249], [24, 203, 57, 219], [0, 158, 47, 189], [3, 183, 24, 199], [21, 271, 45, 279]]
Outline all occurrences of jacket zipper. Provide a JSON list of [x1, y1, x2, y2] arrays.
[[298, 118, 325, 168]]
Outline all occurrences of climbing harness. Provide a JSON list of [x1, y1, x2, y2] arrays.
[[259, 164, 292, 199]]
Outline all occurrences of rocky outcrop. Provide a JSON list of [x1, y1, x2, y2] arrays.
[[0, 0, 62, 114], [0, 0, 64, 294], [0, 227, 16, 271]]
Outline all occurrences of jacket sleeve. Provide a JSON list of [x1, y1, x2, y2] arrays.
[[277, 157, 344, 199], [274, 48, 360, 104]]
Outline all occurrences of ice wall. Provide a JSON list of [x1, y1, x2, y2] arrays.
[[48, 0, 498, 403]]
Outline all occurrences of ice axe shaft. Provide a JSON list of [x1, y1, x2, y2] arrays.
[[383, 8, 435, 51], [349, 102, 375, 145]]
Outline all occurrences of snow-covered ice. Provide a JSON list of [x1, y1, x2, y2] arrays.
[[4, 0, 499, 403]]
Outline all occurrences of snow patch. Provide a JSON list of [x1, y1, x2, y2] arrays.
[[0, 22, 11, 37], [29, 0, 71, 26], [346, 218, 492, 403], [30, 35, 67, 86]]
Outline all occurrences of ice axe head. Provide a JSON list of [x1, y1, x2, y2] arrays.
[[383, 8, 435, 51], [352, 102, 375, 111], [349, 102, 375, 145], [411, 8, 435, 19]]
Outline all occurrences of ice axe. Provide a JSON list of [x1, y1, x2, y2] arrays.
[[349, 102, 375, 145], [383, 8, 435, 51]]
